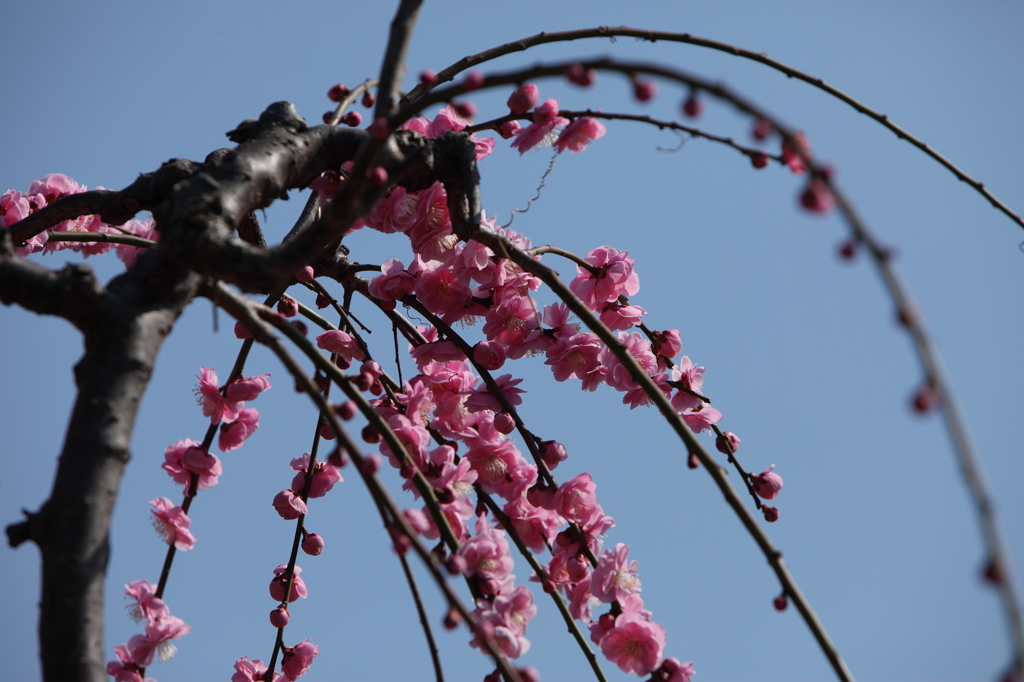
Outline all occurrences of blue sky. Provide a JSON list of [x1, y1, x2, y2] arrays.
[[2, 2, 1023, 681]]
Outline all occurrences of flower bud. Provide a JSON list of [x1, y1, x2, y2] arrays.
[[632, 78, 656, 102], [336, 400, 357, 421], [301, 532, 324, 556], [358, 454, 382, 475], [773, 593, 788, 611], [463, 71, 485, 91], [507, 84, 539, 114], [277, 296, 299, 317], [473, 341, 507, 370], [715, 431, 740, 455], [751, 466, 783, 500], [327, 83, 349, 102], [539, 440, 567, 470], [270, 607, 290, 628], [233, 321, 253, 339], [494, 412, 516, 434], [446, 554, 468, 576], [762, 505, 780, 523]]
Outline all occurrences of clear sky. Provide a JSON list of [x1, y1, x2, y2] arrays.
[[2, 1, 1023, 681]]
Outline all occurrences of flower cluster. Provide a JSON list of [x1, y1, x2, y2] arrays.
[[2, 173, 159, 261], [106, 581, 191, 682]]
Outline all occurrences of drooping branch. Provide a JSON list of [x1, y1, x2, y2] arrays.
[[405, 25, 1024, 233]]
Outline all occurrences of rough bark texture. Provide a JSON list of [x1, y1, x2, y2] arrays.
[[1, 96, 456, 681]]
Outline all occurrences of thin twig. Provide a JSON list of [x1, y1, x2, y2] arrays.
[[407, 25, 1023, 233]]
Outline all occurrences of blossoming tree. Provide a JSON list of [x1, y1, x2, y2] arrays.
[[2, 3, 1023, 682]]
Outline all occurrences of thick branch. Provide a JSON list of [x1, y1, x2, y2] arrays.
[[374, 0, 423, 118]]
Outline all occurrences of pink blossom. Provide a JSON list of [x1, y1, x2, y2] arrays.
[[127, 615, 191, 666], [544, 332, 604, 383], [226, 374, 272, 401], [114, 218, 159, 267], [368, 258, 416, 302], [473, 341, 507, 371], [124, 580, 169, 623], [162, 439, 222, 492], [566, 576, 600, 622], [601, 331, 658, 392], [315, 330, 366, 363], [591, 543, 642, 604], [407, 182, 456, 260], [269, 564, 308, 603], [599, 612, 666, 676], [290, 453, 343, 498], [194, 367, 243, 424], [106, 644, 150, 682], [281, 639, 319, 681], [465, 374, 525, 414], [28, 173, 81, 203], [569, 246, 640, 311], [465, 437, 527, 498], [483, 292, 540, 352], [428, 105, 471, 137], [556, 117, 607, 153], [273, 489, 308, 520], [599, 302, 646, 331], [218, 407, 260, 452], [662, 658, 696, 682], [680, 404, 722, 433], [231, 656, 270, 682], [414, 262, 472, 316], [670, 357, 707, 412], [149, 498, 196, 550], [365, 185, 419, 233], [751, 465, 783, 500], [459, 516, 514, 581], [554, 473, 601, 525], [651, 329, 682, 370]]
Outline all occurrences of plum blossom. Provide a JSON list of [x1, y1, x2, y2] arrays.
[[126, 615, 191, 666], [554, 473, 600, 525], [544, 332, 604, 383], [290, 453, 343, 498], [162, 439, 222, 492], [194, 367, 242, 424], [226, 374, 272, 402], [591, 543, 642, 604], [218, 407, 260, 452], [232, 656, 274, 682], [106, 644, 152, 682], [599, 612, 666, 676], [368, 258, 416, 302], [751, 465, 783, 500], [273, 489, 308, 520], [458, 516, 514, 581], [124, 580, 169, 623], [315, 330, 365, 364], [270, 564, 308, 602], [149, 498, 196, 550], [281, 639, 319, 681], [556, 117, 606, 153], [569, 246, 640, 311], [511, 99, 569, 154]]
